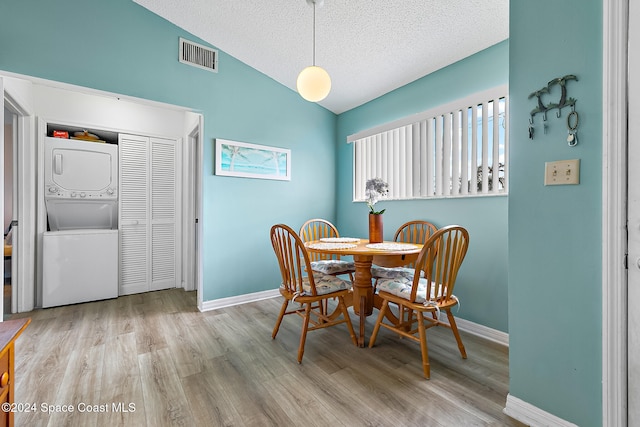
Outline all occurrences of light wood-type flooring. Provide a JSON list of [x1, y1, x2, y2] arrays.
[[9, 289, 526, 426]]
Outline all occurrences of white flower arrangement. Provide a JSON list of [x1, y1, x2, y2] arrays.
[[365, 178, 389, 215]]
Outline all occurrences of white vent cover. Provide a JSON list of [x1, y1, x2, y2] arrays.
[[179, 37, 218, 73]]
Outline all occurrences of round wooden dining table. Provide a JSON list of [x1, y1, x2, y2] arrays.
[[304, 238, 422, 347]]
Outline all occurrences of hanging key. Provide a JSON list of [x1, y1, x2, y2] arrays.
[[528, 117, 535, 140], [567, 110, 579, 147], [568, 131, 578, 146]]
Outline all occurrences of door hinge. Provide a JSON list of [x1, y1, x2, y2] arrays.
[[625, 254, 629, 269]]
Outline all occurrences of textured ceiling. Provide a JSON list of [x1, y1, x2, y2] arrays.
[[133, 0, 509, 114]]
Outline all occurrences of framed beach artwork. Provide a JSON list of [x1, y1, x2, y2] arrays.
[[215, 139, 291, 181]]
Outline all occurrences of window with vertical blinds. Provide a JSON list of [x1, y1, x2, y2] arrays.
[[349, 85, 508, 201]]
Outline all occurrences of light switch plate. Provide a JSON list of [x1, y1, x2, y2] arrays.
[[544, 159, 580, 185]]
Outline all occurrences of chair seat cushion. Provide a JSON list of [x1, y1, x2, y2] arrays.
[[370, 265, 423, 280], [376, 276, 451, 305], [310, 260, 355, 275], [300, 272, 352, 296]]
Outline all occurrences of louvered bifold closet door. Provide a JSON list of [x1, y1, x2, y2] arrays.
[[150, 138, 177, 291], [119, 134, 150, 295], [119, 134, 178, 295]]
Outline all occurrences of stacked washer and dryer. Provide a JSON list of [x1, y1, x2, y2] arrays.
[[42, 136, 119, 308]]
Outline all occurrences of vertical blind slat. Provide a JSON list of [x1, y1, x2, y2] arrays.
[[398, 128, 405, 199], [354, 141, 361, 200], [471, 106, 478, 195], [404, 125, 417, 198], [461, 107, 469, 195], [419, 120, 428, 197], [376, 134, 382, 196], [443, 113, 452, 196], [405, 126, 410, 199], [427, 118, 435, 197], [435, 116, 443, 196], [452, 110, 461, 195], [392, 129, 398, 199], [395, 128, 402, 198], [412, 123, 421, 197], [492, 99, 500, 194], [481, 102, 489, 193], [380, 133, 388, 189], [365, 136, 376, 193]]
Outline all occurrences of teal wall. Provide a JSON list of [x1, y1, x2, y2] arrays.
[[336, 41, 510, 332], [0, 0, 338, 301], [509, 1, 602, 426]]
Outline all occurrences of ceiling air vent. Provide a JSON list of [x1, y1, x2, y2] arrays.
[[179, 37, 218, 73]]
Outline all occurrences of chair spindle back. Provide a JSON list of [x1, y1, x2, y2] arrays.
[[271, 224, 317, 296], [394, 220, 438, 268], [299, 219, 342, 262], [411, 225, 469, 303]]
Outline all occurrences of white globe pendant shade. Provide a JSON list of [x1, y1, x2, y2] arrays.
[[296, 65, 331, 102]]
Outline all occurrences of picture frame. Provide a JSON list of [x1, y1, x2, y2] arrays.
[[215, 139, 291, 181]]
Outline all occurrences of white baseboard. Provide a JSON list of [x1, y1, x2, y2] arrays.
[[439, 316, 509, 347], [504, 394, 578, 427], [199, 288, 280, 312]]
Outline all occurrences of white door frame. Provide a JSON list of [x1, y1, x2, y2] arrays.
[[182, 115, 202, 295], [8, 111, 17, 314], [602, 0, 628, 425], [183, 114, 204, 310], [3, 83, 36, 314]]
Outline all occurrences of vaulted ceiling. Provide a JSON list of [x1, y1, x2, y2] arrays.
[[133, 0, 509, 114]]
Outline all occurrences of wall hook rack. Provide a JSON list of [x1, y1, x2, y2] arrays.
[[527, 74, 578, 141]]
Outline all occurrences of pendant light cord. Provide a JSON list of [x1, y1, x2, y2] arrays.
[[312, 1, 316, 66]]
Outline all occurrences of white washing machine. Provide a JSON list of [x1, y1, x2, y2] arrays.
[[42, 229, 118, 308], [42, 137, 120, 307]]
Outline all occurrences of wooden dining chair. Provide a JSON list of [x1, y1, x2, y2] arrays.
[[299, 218, 355, 281], [370, 220, 438, 322], [371, 220, 438, 283], [368, 225, 470, 379], [270, 224, 357, 363]]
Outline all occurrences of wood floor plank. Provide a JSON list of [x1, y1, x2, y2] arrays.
[[197, 352, 296, 426], [180, 368, 243, 426], [47, 341, 105, 427], [282, 361, 401, 426], [99, 332, 147, 426], [138, 347, 195, 427], [14, 327, 76, 427], [262, 372, 344, 426], [134, 310, 169, 355], [9, 289, 527, 427]]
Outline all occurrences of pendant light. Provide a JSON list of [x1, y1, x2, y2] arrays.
[[297, 0, 331, 102]]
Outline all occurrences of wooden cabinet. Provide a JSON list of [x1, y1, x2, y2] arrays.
[[0, 318, 30, 427]]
